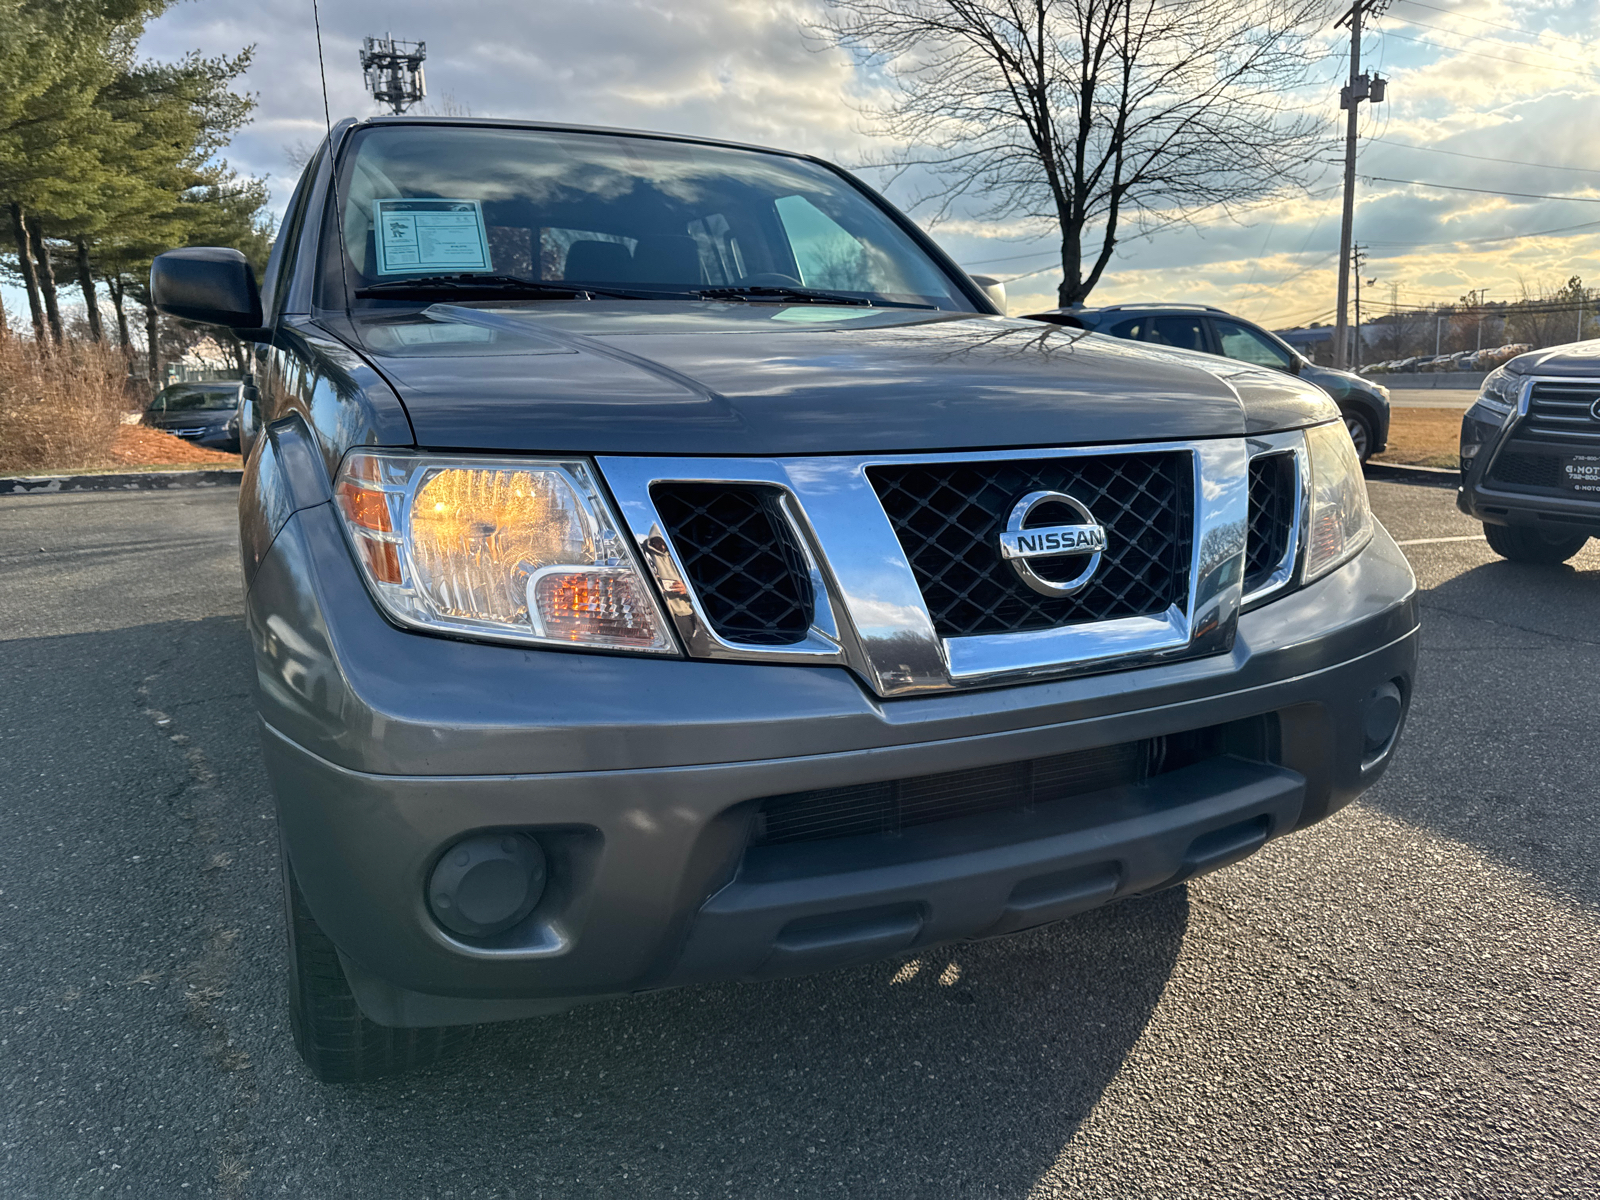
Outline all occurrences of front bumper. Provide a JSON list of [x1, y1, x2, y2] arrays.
[[251, 502, 1418, 1027], [145, 418, 239, 453], [1457, 403, 1600, 537]]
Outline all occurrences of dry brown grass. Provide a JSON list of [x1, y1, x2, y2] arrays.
[[1373, 407, 1463, 469], [109, 425, 240, 468], [0, 334, 139, 474]]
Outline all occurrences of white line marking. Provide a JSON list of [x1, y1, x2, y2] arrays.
[[1395, 535, 1489, 546]]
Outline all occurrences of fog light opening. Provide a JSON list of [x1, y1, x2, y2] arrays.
[[1362, 680, 1404, 758], [427, 832, 547, 939]]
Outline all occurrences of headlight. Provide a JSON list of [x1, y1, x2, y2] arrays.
[[1474, 366, 1522, 416], [333, 450, 676, 654], [1303, 420, 1374, 582]]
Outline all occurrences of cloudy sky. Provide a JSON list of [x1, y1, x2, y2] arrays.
[[66, 0, 1600, 327]]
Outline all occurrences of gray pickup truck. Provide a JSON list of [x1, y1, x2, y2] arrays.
[[152, 116, 1418, 1082]]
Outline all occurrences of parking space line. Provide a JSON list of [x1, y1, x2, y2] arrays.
[[1395, 535, 1487, 546]]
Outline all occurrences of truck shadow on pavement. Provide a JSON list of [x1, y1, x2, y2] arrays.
[[332, 890, 1188, 1197], [1357, 555, 1600, 911]]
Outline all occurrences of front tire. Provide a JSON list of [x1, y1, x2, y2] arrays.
[[1482, 522, 1589, 564], [284, 853, 473, 1083], [1343, 409, 1374, 462]]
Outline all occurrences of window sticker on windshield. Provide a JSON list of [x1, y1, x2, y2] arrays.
[[372, 199, 491, 275]]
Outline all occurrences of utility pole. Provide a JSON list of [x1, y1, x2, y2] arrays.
[[1334, 1, 1389, 370], [1361, 269, 1377, 367], [1352, 245, 1366, 371]]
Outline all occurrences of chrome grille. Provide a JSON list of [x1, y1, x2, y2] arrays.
[[867, 453, 1192, 638], [1244, 453, 1297, 594], [1521, 382, 1600, 444], [597, 439, 1247, 697], [650, 483, 813, 645]]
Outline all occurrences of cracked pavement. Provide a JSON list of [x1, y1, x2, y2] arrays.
[[1, 482, 1597, 1198]]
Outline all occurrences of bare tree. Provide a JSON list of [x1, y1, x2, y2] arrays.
[[282, 139, 320, 173], [816, 0, 1332, 306]]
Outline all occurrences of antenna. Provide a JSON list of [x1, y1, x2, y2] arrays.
[[360, 37, 427, 115], [311, 0, 351, 318], [312, 0, 333, 137]]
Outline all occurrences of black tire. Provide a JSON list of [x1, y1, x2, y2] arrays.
[[283, 854, 473, 1083], [1342, 409, 1375, 463], [1482, 522, 1589, 564]]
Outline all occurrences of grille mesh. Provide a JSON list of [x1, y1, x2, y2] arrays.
[[753, 741, 1151, 845], [1244, 453, 1296, 594], [651, 483, 813, 645], [1490, 450, 1562, 490], [868, 453, 1192, 638]]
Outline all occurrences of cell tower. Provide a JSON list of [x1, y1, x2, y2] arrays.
[[360, 36, 427, 115]]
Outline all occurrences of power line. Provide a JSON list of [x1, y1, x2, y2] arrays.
[[1362, 175, 1600, 204], [1384, 12, 1600, 74], [1389, 0, 1600, 57], [964, 246, 1058, 267], [1367, 137, 1600, 177], [1380, 29, 1600, 84], [1363, 217, 1600, 249]]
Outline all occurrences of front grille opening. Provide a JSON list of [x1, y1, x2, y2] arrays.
[[869, 453, 1193, 639], [750, 716, 1275, 847], [651, 482, 815, 646], [1244, 453, 1296, 594], [1490, 449, 1563, 491], [1524, 382, 1600, 444]]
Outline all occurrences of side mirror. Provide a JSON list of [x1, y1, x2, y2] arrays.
[[151, 248, 264, 332], [968, 273, 1007, 314]]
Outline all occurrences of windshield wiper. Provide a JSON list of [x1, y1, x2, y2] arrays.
[[694, 285, 935, 310], [355, 274, 646, 300]]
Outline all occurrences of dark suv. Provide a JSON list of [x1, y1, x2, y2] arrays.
[[1458, 343, 1600, 561], [151, 116, 1417, 1083], [1028, 304, 1391, 461], [142, 380, 243, 452]]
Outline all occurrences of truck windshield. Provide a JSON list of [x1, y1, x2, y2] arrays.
[[319, 124, 974, 312]]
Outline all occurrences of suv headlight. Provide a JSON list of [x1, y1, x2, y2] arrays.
[[1474, 366, 1522, 416], [333, 450, 677, 654], [1303, 420, 1374, 582]]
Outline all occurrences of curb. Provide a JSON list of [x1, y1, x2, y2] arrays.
[[1364, 461, 1457, 489], [0, 468, 243, 496]]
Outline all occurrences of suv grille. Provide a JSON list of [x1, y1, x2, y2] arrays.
[[1521, 382, 1600, 444], [1244, 453, 1296, 593], [651, 483, 813, 645], [753, 740, 1152, 845], [1489, 450, 1563, 490], [868, 453, 1192, 638]]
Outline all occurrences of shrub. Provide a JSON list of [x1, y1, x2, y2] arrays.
[[0, 335, 137, 474]]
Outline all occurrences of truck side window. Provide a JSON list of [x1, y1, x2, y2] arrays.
[[259, 153, 318, 318]]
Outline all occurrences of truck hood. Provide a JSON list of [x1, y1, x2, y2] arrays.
[[1507, 339, 1600, 378], [343, 302, 1334, 456]]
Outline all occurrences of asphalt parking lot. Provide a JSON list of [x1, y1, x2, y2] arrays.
[[2, 478, 1597, 1199]]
